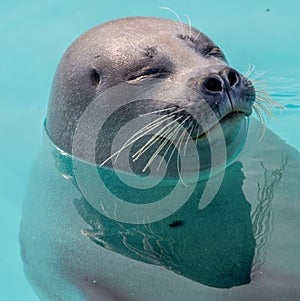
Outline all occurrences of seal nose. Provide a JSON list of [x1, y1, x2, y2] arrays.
[[203, 68, 241, 93]]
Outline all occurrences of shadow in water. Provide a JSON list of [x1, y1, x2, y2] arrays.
[[50, 142, 288, 289], [57, 157, 256, 289]]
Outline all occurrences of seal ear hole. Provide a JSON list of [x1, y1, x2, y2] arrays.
[[90, 69, 101, 86]]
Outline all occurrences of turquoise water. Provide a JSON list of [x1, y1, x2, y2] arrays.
[[1, 1, 300, 300]]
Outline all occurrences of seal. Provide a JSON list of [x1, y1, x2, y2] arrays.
[[20, 17, 300, 301], [46, 16, 255, 175]]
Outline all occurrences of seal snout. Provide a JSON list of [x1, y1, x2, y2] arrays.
[[201, 67, 254, 118], [203, 67, 241, 94]]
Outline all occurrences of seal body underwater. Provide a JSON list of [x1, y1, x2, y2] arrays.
[[19, 17, 300, 301]]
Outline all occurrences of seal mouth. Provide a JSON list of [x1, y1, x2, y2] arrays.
[[192, 111, 245, 141]]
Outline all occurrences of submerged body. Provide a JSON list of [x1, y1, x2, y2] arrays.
[[19, 17, 300, 300]]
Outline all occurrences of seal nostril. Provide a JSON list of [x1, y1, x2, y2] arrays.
[[204, 77, 223, 92], [228, 69, 238, 87]]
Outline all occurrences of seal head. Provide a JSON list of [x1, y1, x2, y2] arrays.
[[46, 16, 255, 175]]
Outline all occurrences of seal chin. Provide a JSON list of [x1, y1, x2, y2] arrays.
[[220, 112, 249, 143], [192, 112, 247, 141], [220, 113, 250, 165], [191, 112, 249, 174]]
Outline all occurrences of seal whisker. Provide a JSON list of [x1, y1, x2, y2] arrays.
[[159, 7, 185, 37], [176, 126, 190, 186], [194, 125, 201, 141], [142, 123, 181, 172], [253, 105, 264, 124], [155, 116, 191, 171], [193, 31, 201, 42], [133, 115, 184, 162], [154, 124, 184, 171], [184, 14, 192, 39], [255, 91, 285, 112], [138, 107, 177, 117], [254, 88, 270, 96], [159, 117, 190, 180], [164, 116, 191, 168], [256, 97, 273, 111], [251, 79, 268, 88], [126, 109, 184, 162], [102, 120, 167, 166], [146, 122, 180, 163], [101, 109, 184, 165], [250, 72, 284, 124], [133, 107, 184, 136], [130, 109, 185, 158], [249, 71, 267, 82], [244, 64, 256, 78], [244, 64, 252, 78], [254, 91, 284, 124], [249, 78, 285, 140], [144, 116, 190, 172], [252, 105, 266, 140], [253, 99, 280, 141], [183, 123, 194, 156], [127, 108, 184, 146]]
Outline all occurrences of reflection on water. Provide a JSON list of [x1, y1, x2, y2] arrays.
[[251, 157, 287, 277], [71, 161, 255, 289], [52, 137, 286, 289]]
